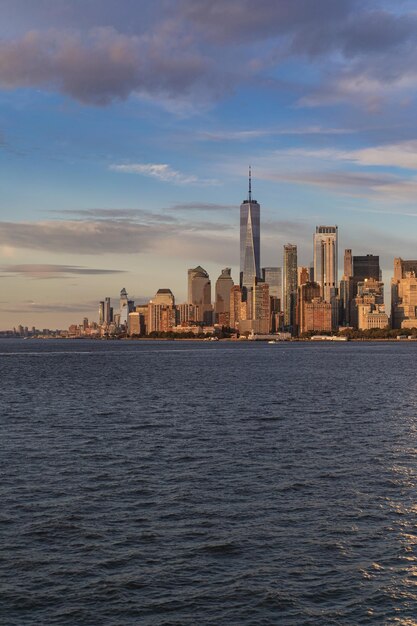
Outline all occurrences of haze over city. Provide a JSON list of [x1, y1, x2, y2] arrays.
[[1, 0, 417, 328]]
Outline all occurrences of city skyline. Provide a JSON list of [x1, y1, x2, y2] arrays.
[[1, 0, 417, 327]]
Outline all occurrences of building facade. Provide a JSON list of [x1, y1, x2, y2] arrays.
[[188, 266, 212, 324], [313, 225, 338, 302], [240, 169, 261, 290], [283, 244, 298, 330]]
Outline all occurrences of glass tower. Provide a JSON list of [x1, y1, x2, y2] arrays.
[[313, 225, 338, 302], [240, 168, 260, 290]]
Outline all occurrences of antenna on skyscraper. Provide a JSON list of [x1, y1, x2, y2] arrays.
[[248, 165, 252, 202]]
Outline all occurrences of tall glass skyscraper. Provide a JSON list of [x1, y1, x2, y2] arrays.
[[240, 168, 260, 290], [313, 225, 338, 302], [283, 244, 298, 329]]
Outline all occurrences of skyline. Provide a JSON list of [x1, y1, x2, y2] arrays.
[[1, 0, 417, 327]]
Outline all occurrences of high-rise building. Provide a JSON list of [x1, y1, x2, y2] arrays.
[[262, 267, 282, 302], [313, 225, 338, 301], [339, 249, 354, 326], [283, 244, 298, 330], [344, 249, 353, 278], [230, 285, 242, 330], [353, 255, 381, 281], [188, 266, 212, 324], [391, 258, 417, 329], [98, 301, 105, 325], [177, 303, 200, 325], [215, 268, 234, 323], [297, 281, 321, 335], [104, 297, 112, 324], [297, 266, 309, 287], [148, 289, 176, 333], [354, 278, 388, 330], [119, 287, 134, 327], [304, 299, 335, 334], [240, 168, 260, 290]]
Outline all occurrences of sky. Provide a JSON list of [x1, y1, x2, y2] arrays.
[[1, 0, 417, 328]]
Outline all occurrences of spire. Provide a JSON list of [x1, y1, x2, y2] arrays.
[[248, 165, 252, 202]]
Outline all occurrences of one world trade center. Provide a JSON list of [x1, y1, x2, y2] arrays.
[[240, 167, 261, 291]]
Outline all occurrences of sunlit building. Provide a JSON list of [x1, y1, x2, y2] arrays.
[[313, 225, 338, 301], [283, 244, 297, 330], [240, 168, 261, 290]]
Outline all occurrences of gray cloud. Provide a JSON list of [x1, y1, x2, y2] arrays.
[[0, 1, 416, 110], [0, 217, 233, 258], [110, 163, 218, 185], [0, 264, 126, 279], [182, 0, 353, 45], [0, 300, 97, 314], [0, 26, 211, 105], [47, 208, 179, 223], [167, 202, 238, 211]]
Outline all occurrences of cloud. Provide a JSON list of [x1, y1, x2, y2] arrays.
[[0, 264, 126, 279], [1, 2, 417, 112], [181, 0, 353, 45], [47, 208, 179, 223], [199, 126, 356, 142], [0, 216, 233, 260], [0, 300, 97, 314], [274, 141, 417, 171], [110, 163, 218, 185], [0, 26, 212, 106], [167, 202, 238, 211]]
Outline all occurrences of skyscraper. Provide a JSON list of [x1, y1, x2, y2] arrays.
[[104, 297, 112, 324], [283, 244, 298, 330], [262, 267, 282, 301], [353, 255, 381, 281], [313, 225, 338, 302], [188, 266, 212, 324], [391, 258, 417, 329], [240, 167, 260, 290], [215, 268, 234, 324]]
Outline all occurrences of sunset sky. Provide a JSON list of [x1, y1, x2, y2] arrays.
[[1, 0, 417, 328]]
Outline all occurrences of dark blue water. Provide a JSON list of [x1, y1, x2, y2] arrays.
[[1, 339, 416, 625]]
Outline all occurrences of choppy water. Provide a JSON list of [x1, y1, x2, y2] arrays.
[[1, 339, 416, 625]]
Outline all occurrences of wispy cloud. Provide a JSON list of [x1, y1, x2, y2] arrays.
[[199, 126, 356, 142], [110, 163, 218, 185], [0, 264, 126, 279], [47, 208, 178, 223], [167, 202, 238, 211]]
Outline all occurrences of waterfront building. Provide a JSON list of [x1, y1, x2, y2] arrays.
[[129, 304, 148, 335], [313, 225, 338, 301], [391, 258, 417, 328], [240, 168, 261, 290], [148, 289, 176, 333], [283, 244, 298, 330], [188, 266, 212, 324], [215, 268, 234, 323], [178, 303, 200, 325], [304, 298, 335, 333], [297, 281, 321, 335], [352, 278, 385, 329]]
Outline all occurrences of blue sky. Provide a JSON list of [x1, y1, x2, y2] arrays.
[[1, 0, 417, 327]]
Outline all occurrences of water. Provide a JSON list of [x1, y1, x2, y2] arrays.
[[1, 339, 416, 625]]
